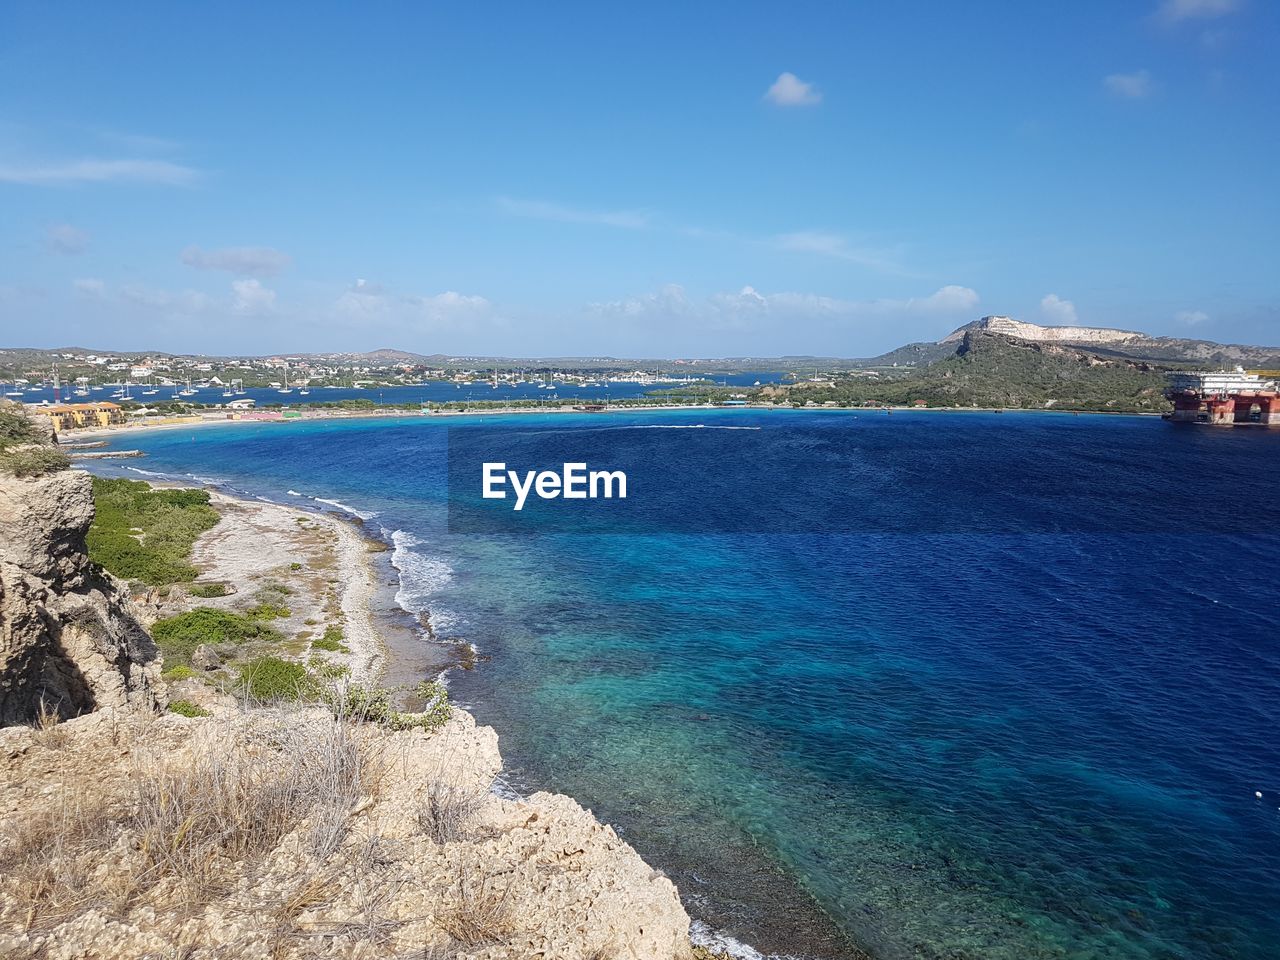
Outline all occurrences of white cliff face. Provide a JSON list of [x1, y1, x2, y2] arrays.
[[0, 466, 164, 725], [942, 316, 1140, 345]]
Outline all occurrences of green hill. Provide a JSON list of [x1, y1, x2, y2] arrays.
[[784, 331, 1169, 413]]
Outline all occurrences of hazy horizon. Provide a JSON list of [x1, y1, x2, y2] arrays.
[[2, 1, 1277, 356]]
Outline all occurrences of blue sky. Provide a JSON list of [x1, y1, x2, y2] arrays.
[[1, 0, 1277, 357]]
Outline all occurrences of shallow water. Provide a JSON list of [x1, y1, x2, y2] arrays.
[[87, 410, 1280, 959]]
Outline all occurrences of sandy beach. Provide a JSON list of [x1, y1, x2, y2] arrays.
[[154, 488, 387, 686]]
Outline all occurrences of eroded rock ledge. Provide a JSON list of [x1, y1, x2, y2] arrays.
[[0, 461, 163, 726]]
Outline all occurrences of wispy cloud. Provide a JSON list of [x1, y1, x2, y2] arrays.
[[334, 279, 494, 331], [495, 196, 651, 229], [1177, 309, 1209, 325], [231, 278, 277, 314], [1040, 293, 1079, 325], [764, 72, 822, 107], [118, 283, 212, 313], [1156, 0, 1241, 23], [0, 158, 199, 186], [181, 245, 292, 278], [1104, 70, 1154, 98], [47, 224, 89, 255], [590, 284, 979, 330], [94, 130, 182, 152], [775, 231, 909, 275], [72, 278, 106, 298]]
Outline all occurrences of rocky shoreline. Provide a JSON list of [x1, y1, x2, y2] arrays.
[[0, 408, 713, 959]]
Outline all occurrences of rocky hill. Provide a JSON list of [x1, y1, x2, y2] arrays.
[[0, 404, 163, 724], [849, 316, 1280, 372], [937, 316, 1280, 368], [788, 330, 1169, 412], [941, 316, 1142, 346]]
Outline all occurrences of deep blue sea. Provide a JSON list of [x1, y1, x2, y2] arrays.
[[84, 410, 1280, 960]]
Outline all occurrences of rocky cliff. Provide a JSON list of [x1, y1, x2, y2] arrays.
[[0, 417, 163, 725], [0, 698, 694, 959], [941, 315, 1141, 345]]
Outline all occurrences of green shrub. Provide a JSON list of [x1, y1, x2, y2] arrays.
[[319, 679, 452, 733], [0, 407, 43, 450], [247, 602, 291, 620], [161, 664, 197, 682], [0, 446, 70, 477], [151, 608, 281, 666], [189, 582, 228, 598], [238, 656, 310, 702], [308, 659, 351, 680], [167, 699, 211, 718], [88, 478, 219, 585], [312, 625, 348, 653], [289, 562, 303, 571]]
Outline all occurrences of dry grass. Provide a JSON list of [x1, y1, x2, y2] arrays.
[[416, 780, 486, 845], [433, 861, 517, 948], [131, 710, 368, 897], [0, 793, 130, 931], [1, 706, 374, 938], [30, 698, 71, 750]]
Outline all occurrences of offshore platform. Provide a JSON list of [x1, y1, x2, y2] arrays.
[[1165, 368, 1280, 426]]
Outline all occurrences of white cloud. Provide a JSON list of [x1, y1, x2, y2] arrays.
[[118, 283, 212, 313], [495, 196, 651, 229], [47, 224, 89, 255], [1105, 70, 1154, 98], [1040, 293, 1079, 325], [775, 231, 907, 275], [332, 280, 496, 336], [0, 158, 198, 186], [231, 278, 276, 314], [405, 290, 491, 323], [72, 278, 105, 298], [591, 284, 979, 332], [1176, 309, 1209, 325], [1156, 0, 1240, 23], [764, 72, 821, 107], [181, 245, 292, 278]]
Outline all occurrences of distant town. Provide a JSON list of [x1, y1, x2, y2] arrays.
[[4, 316, 1280, 431]]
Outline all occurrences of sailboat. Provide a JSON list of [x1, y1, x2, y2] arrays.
[[180, 378, 197, 396], [142, 377, 158, 395], [4, 382, 22, 397], [299, 379, 310, 396], [278, 365, 292, 394]]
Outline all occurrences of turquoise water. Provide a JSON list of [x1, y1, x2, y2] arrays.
[[88, 411, 1280, 959]]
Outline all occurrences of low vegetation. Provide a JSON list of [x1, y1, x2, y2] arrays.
[[151, 607, 282, 667], [237, 655, 310, 701], [188, 582, 229, 598], [0, 406, 69, 477], [230, 656, 454, 735], [88, 478, 220, 585], [312, 625, 349, 653], [783, 332, 1171, 413], [166, 699, 211, 718]]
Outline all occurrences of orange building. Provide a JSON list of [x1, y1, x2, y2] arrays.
[[37, 402, 127, 432]]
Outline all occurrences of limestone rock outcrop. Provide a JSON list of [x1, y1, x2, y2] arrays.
[[0, 465, 163, 725], [0, 706, 694, 959], [942, 315, 1140, 345]]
